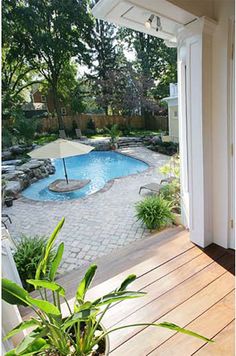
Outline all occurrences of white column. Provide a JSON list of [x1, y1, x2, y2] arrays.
[[177, 17, 217, 247]]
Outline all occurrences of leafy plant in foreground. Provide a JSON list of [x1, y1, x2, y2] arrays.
[[2, 218, 212, 356], [136, 195, 174, 230], [13, 235, 55, 292]]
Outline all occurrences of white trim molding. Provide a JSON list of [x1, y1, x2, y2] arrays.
[[177, 17, 217, 247]]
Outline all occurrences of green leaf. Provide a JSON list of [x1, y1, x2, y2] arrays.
[[5, 338, 49, 356], [27, 296, 61, 316], [62, 307, 98, 330], [4, 319, 39, 340], [118, 274, 136, 291], [49, 242, 64, 281], [36, 218, 65, 278], [157, 322, 213, 342], [93, 290, 146, 306], [76, 264, 97, 303], [15, 329, 47, 354], [2, 279, 29, 306], [26, 279, 65, 297]]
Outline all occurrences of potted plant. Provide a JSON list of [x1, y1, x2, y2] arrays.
[[105, 124, 121, 150], [2, 218, 212, 355]]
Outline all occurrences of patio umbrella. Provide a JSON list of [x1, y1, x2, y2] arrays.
[[29, 139, 94, 184]]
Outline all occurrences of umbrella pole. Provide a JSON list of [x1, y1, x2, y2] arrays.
[[62, 158, 69, 184]]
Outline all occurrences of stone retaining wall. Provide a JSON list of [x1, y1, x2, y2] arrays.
[[2, 159, 55, 199]]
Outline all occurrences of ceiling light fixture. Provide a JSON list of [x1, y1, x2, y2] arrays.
[[144, 14, 154, 29]]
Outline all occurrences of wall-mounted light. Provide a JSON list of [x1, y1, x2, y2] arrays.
[[144, 14, 154, 29], [156, 16, 162, 32]]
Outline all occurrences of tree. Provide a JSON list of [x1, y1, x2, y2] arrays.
[[95, 64, 159, 117], [8, 0, 94, 130], [87, 7, 123, 114], [2, 1, 41, 121], [119, 29, 177, 100]]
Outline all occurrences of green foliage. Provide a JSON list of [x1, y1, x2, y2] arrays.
[[13, 112, 38, 145], [105, 124, 121, 146], [33, 134, 58, 146], [159, 155, 181, 214], [151, 140, 179, 156], [2, 218, 212, 355], [4, 0, 94, 129], [119, 29, 177, 100], [136, 195, 174, 230], [13, 235, 55, 291]]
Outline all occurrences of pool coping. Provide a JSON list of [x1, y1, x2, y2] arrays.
[[17, 149, 157, 205]]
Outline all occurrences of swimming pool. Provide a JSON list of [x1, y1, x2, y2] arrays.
[[22, 151, 149, 201]]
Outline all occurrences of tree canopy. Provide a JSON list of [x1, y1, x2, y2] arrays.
[[2, 0, 177, 137]]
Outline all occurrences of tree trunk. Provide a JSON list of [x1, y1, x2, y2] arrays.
[[52, 84, 64, 131]]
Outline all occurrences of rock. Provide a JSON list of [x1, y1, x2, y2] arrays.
[[2, 158, 56, 200], [21, 160, 43, 170], [151, 136, 162, 144], [2, 165, 16, 174], [2, 159, 22, 166], [2, 150, 12, 161], [10, 145, 25, 155], [5, 181, 21, 198]]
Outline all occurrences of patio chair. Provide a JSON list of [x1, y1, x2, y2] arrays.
[[1, 213, 12, 229], [59, 130, 67, 139], [139, 177, 176, 195]]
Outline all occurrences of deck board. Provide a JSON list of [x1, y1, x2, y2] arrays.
[[20, 228, 235, 355], [194, 321, 235, 356], [149, 291, 235, 355]]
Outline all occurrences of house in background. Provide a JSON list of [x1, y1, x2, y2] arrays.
[[162, 83, 179, 142], [22, 86, 71, 118]]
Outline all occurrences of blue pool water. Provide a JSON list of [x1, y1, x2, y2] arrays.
[[22, 151, 148, 201]]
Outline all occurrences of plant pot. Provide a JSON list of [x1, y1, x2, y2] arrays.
[[5, 198, 13, 207], [100, 323, 110, 356], [173, 213, 182, 226]]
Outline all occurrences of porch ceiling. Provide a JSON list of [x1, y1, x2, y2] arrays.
[[92, 0, 198, 45]]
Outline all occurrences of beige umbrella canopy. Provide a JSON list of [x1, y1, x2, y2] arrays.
[[29, 139, 94, 184]]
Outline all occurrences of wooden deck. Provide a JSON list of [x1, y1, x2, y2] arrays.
[[22, 227, 235, 355], [84, 228, 235, 355]]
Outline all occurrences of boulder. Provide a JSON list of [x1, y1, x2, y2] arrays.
[[5, 181, 21, 198], [2, 159, 22, 166], [2, 150, 13, 161], [2, 165, 16, 174]]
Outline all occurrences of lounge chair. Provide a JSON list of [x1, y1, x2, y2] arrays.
[[1, 213, 12, 229], [139, 177, 175, 195]]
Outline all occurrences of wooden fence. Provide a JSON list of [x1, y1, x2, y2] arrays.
[[40, 114, 168, 133]]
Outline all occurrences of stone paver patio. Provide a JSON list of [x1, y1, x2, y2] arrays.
[[3, 147, 170, 274]]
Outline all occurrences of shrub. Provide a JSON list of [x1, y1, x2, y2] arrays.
[[87, 118, 96, 131], [160, 181, 181, 214], [150, 141, 179, 156], [159, 155, 181, 214], [13, 235, 54, 291], [136, 195, 174, 230], [33, 133, 58, 145], [105, 124, 121, 146]]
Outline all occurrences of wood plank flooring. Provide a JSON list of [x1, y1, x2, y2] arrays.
[[20, 227, 235, 355]]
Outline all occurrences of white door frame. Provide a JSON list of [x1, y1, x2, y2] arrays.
[[228, 17, 235, 249]]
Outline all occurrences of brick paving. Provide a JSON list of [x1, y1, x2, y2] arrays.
[[3, 147, 169, 275]]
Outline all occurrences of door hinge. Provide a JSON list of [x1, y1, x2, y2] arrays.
[[232, 43, 234, 60], [230, 219, 234, 229]]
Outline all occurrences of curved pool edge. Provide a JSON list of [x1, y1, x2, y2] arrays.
[[18, 150, 153, 205]]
